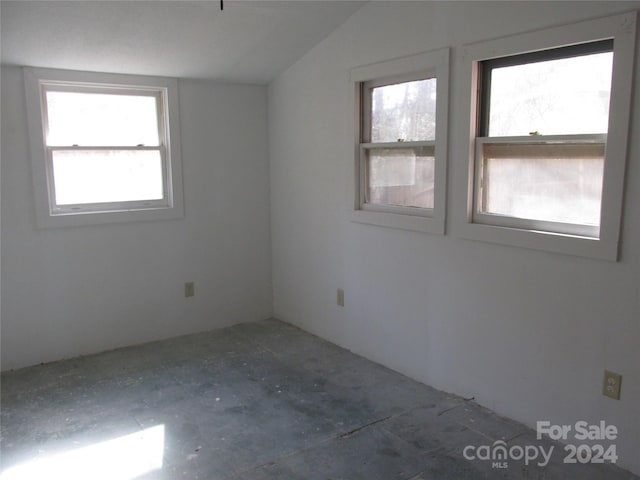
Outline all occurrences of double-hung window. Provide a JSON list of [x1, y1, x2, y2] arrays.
[[475, 40, 613, 238], [362, 76, 437, 211], [24, 68, 184, 228], [458, 13, 636, 259], [350, 48, 449, 234]]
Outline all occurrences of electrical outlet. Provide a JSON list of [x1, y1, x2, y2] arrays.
[[337, 288, 344, 307], [184, 282, 195, 298], [602, 370, 622, 400]]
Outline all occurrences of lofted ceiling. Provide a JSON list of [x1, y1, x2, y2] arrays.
[[0, 0, 366, 84]]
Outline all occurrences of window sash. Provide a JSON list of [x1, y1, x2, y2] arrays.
[[473, 134, 606, 237], [478, 39, 613, 137], [360, 141, 435, 216], [45, 145, 170, 214], [41, 84, 165, 148], [361, 74, 437, 144]]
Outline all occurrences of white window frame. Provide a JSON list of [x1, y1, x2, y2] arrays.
[[454, 12, 636, 260], [24, 67, 185, 228], [349, 48, 449, 234]]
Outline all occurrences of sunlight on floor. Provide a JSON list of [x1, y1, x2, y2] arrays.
[[0, 425, 165, 480]]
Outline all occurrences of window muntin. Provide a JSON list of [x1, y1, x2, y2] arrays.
[[474, 41, 613, 237], [40, 83, 170, 214], [361, 76, 437, 213]]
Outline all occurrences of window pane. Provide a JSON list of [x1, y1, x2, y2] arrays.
[[366, 147, 434, 209], [52, 150, 164, 205], [46, 91, 160, 147], [371, 78, 436, 142], [488, 52, 613, 136], [480, 143, 604, 225]]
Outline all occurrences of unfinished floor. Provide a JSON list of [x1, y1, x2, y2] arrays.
[[1, 319, 636, 479]]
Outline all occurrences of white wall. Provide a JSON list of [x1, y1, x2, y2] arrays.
[[269, 1, 640, 475], [1, 67, 272, 370]]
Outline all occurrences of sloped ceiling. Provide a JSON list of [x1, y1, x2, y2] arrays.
[[1, 0, 366, 84]]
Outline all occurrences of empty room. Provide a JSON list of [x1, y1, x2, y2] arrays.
[[1, 1, 639, 479]]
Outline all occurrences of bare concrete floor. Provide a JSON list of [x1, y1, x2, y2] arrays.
[[1, 319, 636, 479]]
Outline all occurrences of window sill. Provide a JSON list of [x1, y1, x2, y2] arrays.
[[36, 205, 184, 229], [349, 209, 444, 234], [455, 221, 618, 261]]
